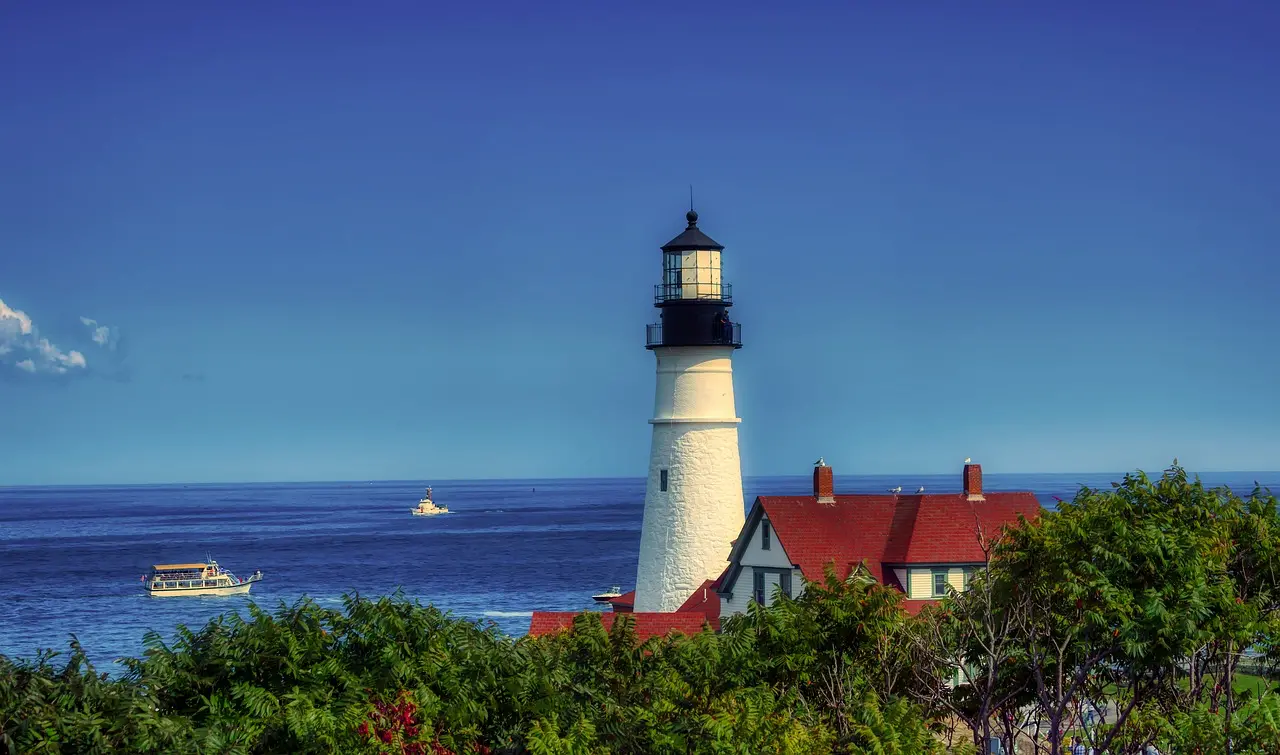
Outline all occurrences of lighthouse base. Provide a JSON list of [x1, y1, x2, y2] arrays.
[[633, 421, 745, 613]]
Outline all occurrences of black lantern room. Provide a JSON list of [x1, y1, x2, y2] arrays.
[[645, 210, 742, 350]]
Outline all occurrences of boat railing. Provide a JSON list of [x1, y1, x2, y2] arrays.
[[145, 564, 259, 588]]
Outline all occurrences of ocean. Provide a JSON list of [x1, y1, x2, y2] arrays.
[[2, 471, 1277, 672]]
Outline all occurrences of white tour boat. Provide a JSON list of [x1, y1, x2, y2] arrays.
[[412, 486, 449, 516], [591, 586, 623, 603], [143, 560, 263, 597]]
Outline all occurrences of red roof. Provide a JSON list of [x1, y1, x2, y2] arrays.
[[527, 611, 717, 640], [675, 574, 724, 623], [531, 573, 726, 639], [726, 492, 1040, 591], [902, 599, 935, 616], [606, 590, 635, 612]]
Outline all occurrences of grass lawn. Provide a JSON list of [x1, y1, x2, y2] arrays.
[[1234, 672, 1277, 698]]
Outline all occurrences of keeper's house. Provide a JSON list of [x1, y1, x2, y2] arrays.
[[715, 461, 1041, 620], [527, 461, 1041, 639]]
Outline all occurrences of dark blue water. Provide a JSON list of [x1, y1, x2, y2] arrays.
[[2, 472, 1276, 670]]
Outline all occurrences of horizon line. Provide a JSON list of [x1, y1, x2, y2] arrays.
[[4, 469, 1279, 490]]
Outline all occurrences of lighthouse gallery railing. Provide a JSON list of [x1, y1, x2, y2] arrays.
[[645, 322, 741, 348]]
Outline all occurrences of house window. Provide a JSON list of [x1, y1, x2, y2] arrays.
[[779, 570, 792, 598], [761, 520, 771, 550], [659, 469, 668, 492], [963, 567, 977, 589], [753, 569, 766, 606], [932, 569, 950, 597]]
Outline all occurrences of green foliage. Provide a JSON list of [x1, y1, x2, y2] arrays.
[[997, 465, 1238, 673], [1121, 694, 1280, 754], [0, 583, 923, 754], [842, 684, 948, 755], [724, 566, 927, 700]]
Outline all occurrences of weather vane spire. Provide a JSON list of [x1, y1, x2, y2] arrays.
[[689, 184, 694, 213]]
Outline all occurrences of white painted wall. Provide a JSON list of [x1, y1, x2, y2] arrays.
[[720, 586, 751, 618], [737, 516, 794, 568], [650, 346, 738, 420], [716, 568, 803, 621], [634, 345, 745, 613], [718, 565, 806, 619], [716, 516, 806, 620]]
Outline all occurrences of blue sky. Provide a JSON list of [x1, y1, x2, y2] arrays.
[[1, 1, 1278, 485]]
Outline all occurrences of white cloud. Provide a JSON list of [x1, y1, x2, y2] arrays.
[[1, 299, 34, 341], [80, 316, 115, 348], [0, 296, 107, 377], [34, 338, 87, 372]]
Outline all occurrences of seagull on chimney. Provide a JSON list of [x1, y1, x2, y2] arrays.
[[916, 486, 925, 493], [964, 458, 971, 464], [815, 457, 825, 467]]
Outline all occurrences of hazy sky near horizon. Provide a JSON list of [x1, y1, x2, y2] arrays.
[[2, 1, 1278, 485]]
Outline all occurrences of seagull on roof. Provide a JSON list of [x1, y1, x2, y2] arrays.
[[889, 486, 902, 494], [916, 486, 925, 493]]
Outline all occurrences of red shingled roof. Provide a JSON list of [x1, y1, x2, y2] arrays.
[[882, 493, 1041, 563], [754, 492, 1040, 584], [675, 573, 725, 623], [527, 611, 717, 640], [531, 573, 727, 639]]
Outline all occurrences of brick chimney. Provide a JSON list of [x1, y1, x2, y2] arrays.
[[813, 460, 835, 504], [964, 462, 984, 501]]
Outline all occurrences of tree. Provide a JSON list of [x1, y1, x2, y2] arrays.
[[902, 508, 1039, 753], [992, 463, 1266, 753], [911, 569, 1035, 751]]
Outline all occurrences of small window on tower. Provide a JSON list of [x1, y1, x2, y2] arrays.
[[659, 469, 668, 492], [761, 520, 771, 550]]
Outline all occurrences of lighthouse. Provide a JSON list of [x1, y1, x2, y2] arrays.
[[633, 209, 746, 613]]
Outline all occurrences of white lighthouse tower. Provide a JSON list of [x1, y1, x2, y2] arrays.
[[633, 209, 746, 613]]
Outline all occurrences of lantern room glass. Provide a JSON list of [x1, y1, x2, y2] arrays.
[[660, 249, 723, 301]]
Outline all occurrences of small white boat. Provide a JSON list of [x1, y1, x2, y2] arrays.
[[592, 586, 623, 603], [143, 560, 262, 597], [412, 486, 449, 516]]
